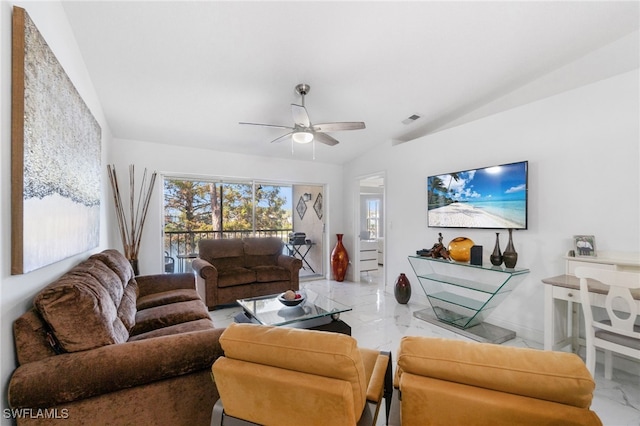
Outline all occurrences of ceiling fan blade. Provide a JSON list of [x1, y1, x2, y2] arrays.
[[270, 132, 293, 144], [314, 132, 340, 146], [312, 122, 366, 132], [239, 122, 293, 130], [291, 104, 311, 127]]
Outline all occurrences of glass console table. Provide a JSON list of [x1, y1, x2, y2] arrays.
[[408, 255, 530, 343]]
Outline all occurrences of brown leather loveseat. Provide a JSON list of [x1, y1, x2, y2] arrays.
[[193, 237, 302, 310], [8, 249, 224, 425]]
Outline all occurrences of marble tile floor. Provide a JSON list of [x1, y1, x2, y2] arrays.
[[209, 272, 640, 426]]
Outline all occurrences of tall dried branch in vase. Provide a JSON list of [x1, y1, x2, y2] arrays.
[[107, 164, 157, 275]]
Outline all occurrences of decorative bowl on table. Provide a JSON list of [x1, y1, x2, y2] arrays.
[[277, 306, 306, 318], [278, 291, 305, 306]]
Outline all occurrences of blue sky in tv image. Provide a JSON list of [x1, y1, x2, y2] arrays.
[[427, 161, 527, 229]]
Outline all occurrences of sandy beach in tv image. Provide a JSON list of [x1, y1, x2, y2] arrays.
[[427, 162, 527, 228]]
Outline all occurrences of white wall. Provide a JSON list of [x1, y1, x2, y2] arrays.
[[108, 138, 344, 276], [343, 68, 640, 343], [0, 1, 113, 421]]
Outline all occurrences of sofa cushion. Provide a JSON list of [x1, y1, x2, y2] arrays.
[[217, 267, 256, 288], [74, 256, 138, 332], [243, 237, 283, 255], [128, 318, 215, 341], [199, 239, 244, 260], [243, 237, 282, 268], [252, 265, 290, 283], [34, 267, 129, 353], [90, 249, 135, 285], [137, 289, 201, 310], [118, 282, 139, 331], [72, 258, 124, 307], [210, 256, 246, 271], [131, 300, 211, 336]]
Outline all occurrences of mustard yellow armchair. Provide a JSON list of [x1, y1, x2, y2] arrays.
[[211, 323, 392, 426], [393, 336, 602, 426]]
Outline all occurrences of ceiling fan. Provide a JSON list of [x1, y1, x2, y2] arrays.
[[239, 83, 365, 147]]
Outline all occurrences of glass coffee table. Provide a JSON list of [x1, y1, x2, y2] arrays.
[[235, 289, 352, 335]]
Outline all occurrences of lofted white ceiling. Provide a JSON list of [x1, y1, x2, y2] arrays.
[[61, 1, 639, 164]]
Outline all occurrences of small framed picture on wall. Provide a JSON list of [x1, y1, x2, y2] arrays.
[[573, 235, 596, 257]]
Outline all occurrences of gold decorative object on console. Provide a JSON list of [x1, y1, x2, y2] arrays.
[[448, 237, 475, 262]]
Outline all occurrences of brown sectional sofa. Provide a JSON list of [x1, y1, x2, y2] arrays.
[[8, 249, 224, 425], [193, 237, 302, 309]]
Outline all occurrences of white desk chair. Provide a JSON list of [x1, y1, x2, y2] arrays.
[[574, 267, 640, 379]]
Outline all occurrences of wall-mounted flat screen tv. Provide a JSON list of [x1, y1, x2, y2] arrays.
[[427, 161, 528, 229]]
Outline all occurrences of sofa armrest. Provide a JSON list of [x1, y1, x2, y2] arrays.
[[136, 273, 196, 297], [192, 259, 220, 308], [193, 258, 218, 280], [277, 255, 302, 273], [9, 328, 225, 409]]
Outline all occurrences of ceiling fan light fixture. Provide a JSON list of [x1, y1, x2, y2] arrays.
[[292, 131, 314, 144]]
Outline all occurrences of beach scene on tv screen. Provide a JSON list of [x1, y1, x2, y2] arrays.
[[427, 162, 527, 229]]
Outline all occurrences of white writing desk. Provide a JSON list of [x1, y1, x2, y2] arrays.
[[542, 254, 640, 352]]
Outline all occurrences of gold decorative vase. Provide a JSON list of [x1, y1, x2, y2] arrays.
[[448, 237, 475, 262]]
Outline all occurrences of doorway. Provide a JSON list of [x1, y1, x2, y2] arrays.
[[357, 173, 385, 284], [291, 185, 324, 280]]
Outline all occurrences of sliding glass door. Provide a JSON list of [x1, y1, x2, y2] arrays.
[[163, 177, 292, 273]]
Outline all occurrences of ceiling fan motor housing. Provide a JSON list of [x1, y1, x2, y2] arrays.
[[295, 83, 310, 97]]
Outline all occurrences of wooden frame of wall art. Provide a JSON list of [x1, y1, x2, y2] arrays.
[[11, 7, 101, 274]]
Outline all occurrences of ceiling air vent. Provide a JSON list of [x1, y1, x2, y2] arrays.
[[402, 114, 421, 125]]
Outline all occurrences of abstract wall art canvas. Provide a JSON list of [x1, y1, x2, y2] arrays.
[[12, 7, 101, 274]]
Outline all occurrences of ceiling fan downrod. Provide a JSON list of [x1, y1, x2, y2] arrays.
[[295, 83, 310, 107]]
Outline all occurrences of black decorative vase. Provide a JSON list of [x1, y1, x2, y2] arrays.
[[490, 232, 503, 266], [503, 229, 518, 269], [394, 273, 412, 304]]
